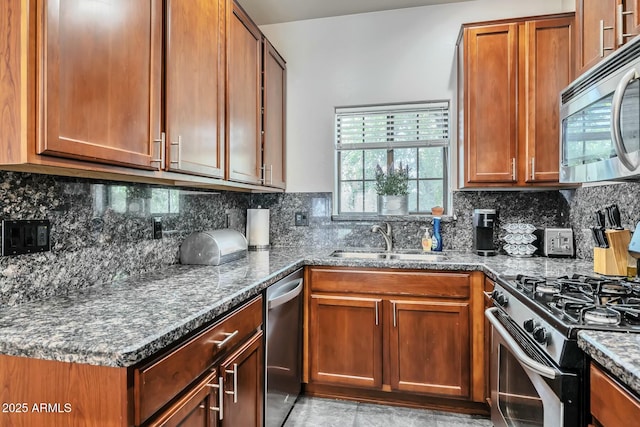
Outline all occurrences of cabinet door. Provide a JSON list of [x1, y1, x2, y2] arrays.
[[576, 0, 617, 75], [523, 17, 574, 183], [148, 370, 220, 427], [388, 300, 470, 398], [41, 0, 162, 169], [590, 364, 640, 427], [621, 0, 640, 42], [464, 24, 518, 184], [309, 295, 383, 389], [165, 0, 225, 178], [227, 1, 262, 185], [262, 39, 286, 189], [219, 332, 263, 427]]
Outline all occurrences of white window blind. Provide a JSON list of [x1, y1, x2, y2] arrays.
[[335, 101, 449, 150]]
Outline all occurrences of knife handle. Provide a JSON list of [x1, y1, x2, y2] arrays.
[[611, 205, 623, 230]]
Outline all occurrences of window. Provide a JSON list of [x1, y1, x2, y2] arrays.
[[335, 101, 449, 215]]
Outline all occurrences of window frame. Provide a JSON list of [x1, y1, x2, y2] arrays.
[[333, 101, 450, 216]]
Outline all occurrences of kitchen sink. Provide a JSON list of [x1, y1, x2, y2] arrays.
[[329, 250, 448, 262], [329, 250, 388, 259], [386, 252, 448, 261]]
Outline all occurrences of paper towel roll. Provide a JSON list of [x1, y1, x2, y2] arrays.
[[247, 209, 270, 249]]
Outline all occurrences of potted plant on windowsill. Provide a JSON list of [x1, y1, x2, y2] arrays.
[[375, 163, 409, 215]]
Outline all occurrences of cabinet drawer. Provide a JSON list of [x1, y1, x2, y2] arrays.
[[309, 267, 470, 299], [590, 364, 640, 426], [135, 296, 262, 425]]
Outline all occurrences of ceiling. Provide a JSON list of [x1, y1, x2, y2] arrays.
[[237, 0, 474, 25]]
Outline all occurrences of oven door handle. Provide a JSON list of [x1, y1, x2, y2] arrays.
[[485, 308, 557, 379]]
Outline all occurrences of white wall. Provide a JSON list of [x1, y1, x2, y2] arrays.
[[261, 0, 575, 193]]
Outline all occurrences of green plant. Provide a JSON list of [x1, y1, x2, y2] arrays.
[[374, 163, 409, 195]]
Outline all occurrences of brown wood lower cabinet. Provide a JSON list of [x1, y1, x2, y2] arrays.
[[219, 332, 264, 427], [309, 295, 383, 389], [0, 296, 263, 427], [590, 363, 640, 427], [388, 300, 470, 397], [306, 267, 487, 413]]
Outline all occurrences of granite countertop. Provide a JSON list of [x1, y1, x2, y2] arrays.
[[578, 330, 640, 396], [0, 247, 596, 368]]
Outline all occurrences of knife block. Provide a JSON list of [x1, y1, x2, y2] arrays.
[[593, 229, 637, 276]]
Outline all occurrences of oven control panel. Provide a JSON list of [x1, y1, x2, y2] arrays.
[[492, 283, 567, 365]]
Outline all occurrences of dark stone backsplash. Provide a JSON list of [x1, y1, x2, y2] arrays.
[[2, 168, 640, 307], [563, 182, 640, 260], [0, 171, 249, 306]]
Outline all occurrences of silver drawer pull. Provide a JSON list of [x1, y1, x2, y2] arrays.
[[204, 377, 224, 420], [225, 363, 238, 403], [213, 330, 239, 348]]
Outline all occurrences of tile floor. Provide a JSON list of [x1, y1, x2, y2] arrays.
[[283, 396, 493, 427]]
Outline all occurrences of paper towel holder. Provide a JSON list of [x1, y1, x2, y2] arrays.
[[247, 207, 270, 250]]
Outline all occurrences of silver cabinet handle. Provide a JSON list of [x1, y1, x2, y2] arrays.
[[374, 301, 379, 326], [170, 135, 182, 169], [617, 4, 635, 45], [260, 164, 274, 185], [600, 19, 615, 58], [392, 301, 397, 328], [511, 158, 516, 181], [225, 363, 238, 403], [150, 132, 165, 170], [213, 330, 239, 348], [203, 376, 224, 420], [530, 157, 535, 180]]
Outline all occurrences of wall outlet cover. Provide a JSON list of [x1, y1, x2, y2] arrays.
[[294, 212, 309, 226]]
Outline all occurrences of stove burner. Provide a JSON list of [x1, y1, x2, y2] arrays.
[[535, 282, 561, 295], [509, 273, 640, 330], [581, 306, 621, 325]]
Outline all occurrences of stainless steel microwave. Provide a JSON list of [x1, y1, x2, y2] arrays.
[[560, 36, 640, 183]]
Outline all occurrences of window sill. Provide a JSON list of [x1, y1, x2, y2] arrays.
[[331, 214, 455, 223]]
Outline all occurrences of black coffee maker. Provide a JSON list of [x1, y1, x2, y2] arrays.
[[473, 209, 497, 256]]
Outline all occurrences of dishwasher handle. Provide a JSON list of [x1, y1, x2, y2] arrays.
[[268, 278, 303, 310]]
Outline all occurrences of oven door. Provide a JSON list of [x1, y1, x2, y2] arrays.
[[486, 308, 580, 427]]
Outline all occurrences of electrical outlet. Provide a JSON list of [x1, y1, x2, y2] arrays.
[[294, 211, 309, 226], [153, 217, 163, 239], [1, 219, 51, 256]]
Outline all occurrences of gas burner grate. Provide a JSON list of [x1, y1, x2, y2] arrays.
[[581, 306, 621, 325]]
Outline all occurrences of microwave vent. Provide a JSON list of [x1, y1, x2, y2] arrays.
[[562, 36, 640, 105]]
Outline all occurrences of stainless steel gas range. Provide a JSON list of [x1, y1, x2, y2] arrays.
[[486, 273, 640, 427]]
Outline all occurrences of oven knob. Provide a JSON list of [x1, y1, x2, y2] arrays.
[[495, 293, 509, 307], [523, 318, 538, 332], [533, 326, 549, 344]]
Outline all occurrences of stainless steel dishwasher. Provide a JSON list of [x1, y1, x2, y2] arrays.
[[264, 268, 303, 427]]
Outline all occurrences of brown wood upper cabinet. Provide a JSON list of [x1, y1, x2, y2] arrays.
[[262, 39, 287, 190], [227, 1, 287, 189], [165, 0, 226, 178], [1, 0, 285, 192], [457, 13, 574, 188], [227, 1, 263, 185], [40, 0, 162, 169], [577, 0, 640, 76]]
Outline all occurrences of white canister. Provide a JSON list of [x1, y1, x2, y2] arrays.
[[246, 208, 270, 249]]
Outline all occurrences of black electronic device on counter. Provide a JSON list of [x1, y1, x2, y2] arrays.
[[472, 209, 497, 256]]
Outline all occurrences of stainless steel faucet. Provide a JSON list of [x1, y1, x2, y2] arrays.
[[371, 222, 393, 251]]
